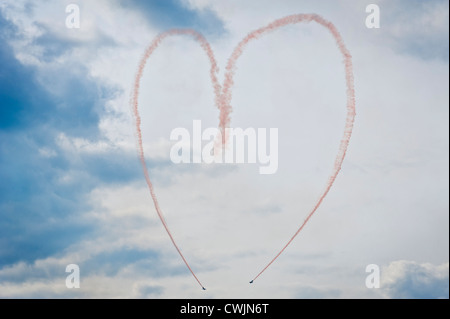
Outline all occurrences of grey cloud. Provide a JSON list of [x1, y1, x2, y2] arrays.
[[137, 284, 164, 298], [295, 285, 342, 299]]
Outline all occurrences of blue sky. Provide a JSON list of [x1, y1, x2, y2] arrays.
[[121, 0, 225, 35], [0, 0, 448, 298]]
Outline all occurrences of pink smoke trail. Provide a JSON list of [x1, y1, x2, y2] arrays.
[[131, 13, 355, 288], [131, 29, 221, 290], [225, 14, 356, 283]]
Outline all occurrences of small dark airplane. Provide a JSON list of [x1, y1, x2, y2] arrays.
[[202, 287, 206, 290], [249, 280, 254, 284]]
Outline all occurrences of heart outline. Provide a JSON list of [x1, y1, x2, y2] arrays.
[[131, 13, 356, 289]]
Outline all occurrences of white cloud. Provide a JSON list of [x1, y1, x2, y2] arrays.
[[381, 260, 449, 299]]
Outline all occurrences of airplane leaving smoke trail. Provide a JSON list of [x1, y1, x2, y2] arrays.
[[131, 14, 355, 288]]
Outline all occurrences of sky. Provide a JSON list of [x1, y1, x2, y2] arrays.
[[0, 0, 448, 299]]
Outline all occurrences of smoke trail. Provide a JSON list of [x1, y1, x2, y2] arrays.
[[229, 14, 356, 283], [131, 14, 355, 287], [131, 29, 221, 290]]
